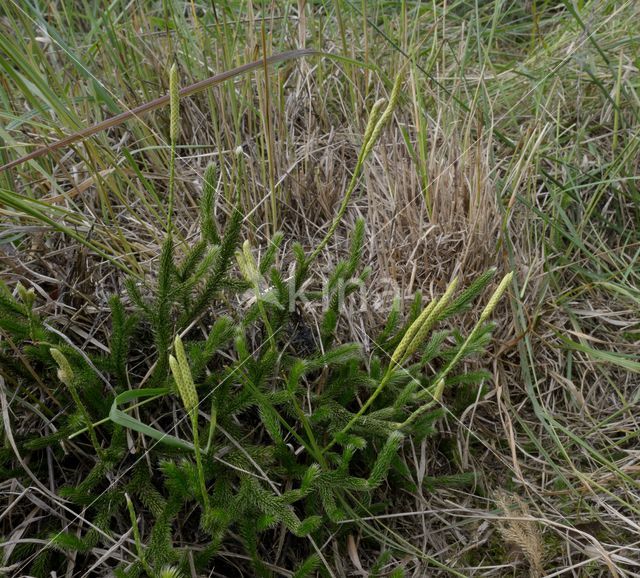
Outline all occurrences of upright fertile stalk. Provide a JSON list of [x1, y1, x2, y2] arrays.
[[167, 63, 179, 234], [324, 277, 459, 452], [125, 493, 153, 575], [428, 272, 514, 388], [305, 73, 404, 267], [403, 272, 514, 427], [169, 335, 209, 511], [392, 277, 459, 367], [50, 348, 104, 458], [236, 240, 275, 348]]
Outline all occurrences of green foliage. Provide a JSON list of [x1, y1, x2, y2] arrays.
[[0, 167, 507, 575]]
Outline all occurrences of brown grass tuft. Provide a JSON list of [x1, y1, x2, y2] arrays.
[[495, 491, 545, 577]]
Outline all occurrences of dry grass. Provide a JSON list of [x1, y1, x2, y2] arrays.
[[1, 0, 640, 576]]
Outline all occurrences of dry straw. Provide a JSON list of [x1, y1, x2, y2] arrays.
[[495, 491, 545, 577]]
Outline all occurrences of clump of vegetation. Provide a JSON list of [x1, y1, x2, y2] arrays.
[[3, 1, 638, 576], [0, 74, 511, 576], [0, 188, 510, 576]]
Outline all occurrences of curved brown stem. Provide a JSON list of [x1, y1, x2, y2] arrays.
[[1, 48, 321, 173]]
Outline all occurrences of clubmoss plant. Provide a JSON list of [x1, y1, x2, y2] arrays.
[[50, 347, 104, 459], [0, 221, 510, 575], [169, 334, 209, 512], [304, 72, 404, 269], [0, 68, 513, 577], [167, 62, 179, 233]]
